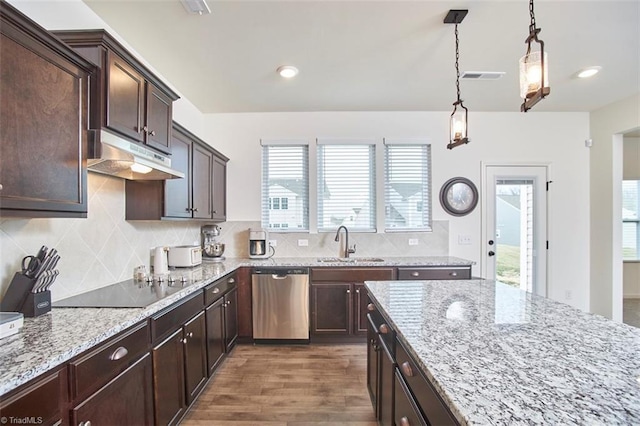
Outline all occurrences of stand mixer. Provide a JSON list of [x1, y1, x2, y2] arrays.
[[201, 225, 225, 261]]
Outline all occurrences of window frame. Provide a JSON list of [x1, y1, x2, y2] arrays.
[[622, 179, 640, 261]]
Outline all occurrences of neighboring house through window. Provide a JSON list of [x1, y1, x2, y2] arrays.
[[623, 180, 640, 260]]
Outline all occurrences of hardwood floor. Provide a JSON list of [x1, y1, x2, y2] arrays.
[[181, 344, 377, 426]]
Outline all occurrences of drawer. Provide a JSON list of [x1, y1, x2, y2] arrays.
[[311, 267, 396, 282], [204, 272, 237, 306], [70, 321, 149, 400], [395, 369, 428, 426], [151, 291, 204, 342], [395, 339, 457, 425], [397, 266, 471, 280], [0, 370, 64, 425]]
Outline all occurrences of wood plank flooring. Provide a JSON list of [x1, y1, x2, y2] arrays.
[[181, 344, 377, 426]]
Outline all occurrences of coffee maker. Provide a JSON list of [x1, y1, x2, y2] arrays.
[[249, 228, 269, 259], [201, 225, 225, 261]]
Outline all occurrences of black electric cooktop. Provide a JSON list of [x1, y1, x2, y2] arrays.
[[53, 278, 194, 308]]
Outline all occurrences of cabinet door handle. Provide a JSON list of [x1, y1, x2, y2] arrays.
[[213, 210, 217, 214], [346, 289, 351, 294], [109, 346, 128, 361], [79, 421, 92, 426], [182, 338, 187, 344], [185, 207, 191, 212], [193, 208, 198, 212], [401, 361, 415, 377], [188, 332, 194, 338], [149, 130, 156, 136], [379, 324, 390, 334], [367, 303, 376, 312], [400, 417, 411, 426], [450, 271, 458, 277], [411, 271, 420, 277], [356, 289, 360, 294]]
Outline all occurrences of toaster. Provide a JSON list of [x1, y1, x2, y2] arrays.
[[168, 245, 202, 267]]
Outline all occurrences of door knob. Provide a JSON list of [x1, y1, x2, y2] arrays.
[[488, 251, 495, 257]]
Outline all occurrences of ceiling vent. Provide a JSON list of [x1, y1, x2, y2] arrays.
[[461, 71, 505, 80]]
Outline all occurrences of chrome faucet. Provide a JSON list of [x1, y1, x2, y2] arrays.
[[334, 225, 356, 258]]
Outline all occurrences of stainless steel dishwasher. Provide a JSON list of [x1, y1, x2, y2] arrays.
[[252, 267, 309, 341]]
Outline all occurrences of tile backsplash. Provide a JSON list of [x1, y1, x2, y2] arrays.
[[1, 173, 448, 302]]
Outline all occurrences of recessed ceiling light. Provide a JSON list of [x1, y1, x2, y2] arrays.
[[277, 66, 298, 79], [577, 66, 602, 78]]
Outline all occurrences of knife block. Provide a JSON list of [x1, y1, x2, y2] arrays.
[[0, 272, 51, 317]]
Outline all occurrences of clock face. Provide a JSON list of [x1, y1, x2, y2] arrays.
[[439, 177, 478, 216]]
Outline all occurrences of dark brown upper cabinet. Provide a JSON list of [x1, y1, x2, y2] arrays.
[[53, 30, 179, 155], [125, 122, 229, 221], [0, 2, 94, 218]]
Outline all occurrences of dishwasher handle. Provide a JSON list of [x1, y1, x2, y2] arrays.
[[271, 274, 289, 280]]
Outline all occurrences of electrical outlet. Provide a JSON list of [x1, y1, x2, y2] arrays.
[[408, 239, 419, 246], [565, 290, 572, 300], [298, 239, 309, 247], [458, 235, 472, 245], [269, 240, 277, 247]]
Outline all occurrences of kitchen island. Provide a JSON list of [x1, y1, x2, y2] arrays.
[[365, 279, 640, 425]]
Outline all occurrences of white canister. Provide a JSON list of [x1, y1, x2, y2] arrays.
[[153, 246, 169, 275]]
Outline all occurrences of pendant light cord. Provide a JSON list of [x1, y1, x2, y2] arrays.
[[454, 23, 461, 103], [529, 0, 537, 34]]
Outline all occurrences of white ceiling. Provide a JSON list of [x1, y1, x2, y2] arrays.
[[83, 0, 639, 114]]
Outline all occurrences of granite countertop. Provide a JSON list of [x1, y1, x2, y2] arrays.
[[365, 279, 640, 425], [0, 255, 472, 396]]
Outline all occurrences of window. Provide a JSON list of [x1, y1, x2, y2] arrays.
[[623, 180, 640, 260], [262, 144, 309, 231], [384, 143, 432, 231], [317, 142, 376, 231]]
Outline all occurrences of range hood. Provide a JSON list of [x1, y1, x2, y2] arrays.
[[87, 130, 185, 180]]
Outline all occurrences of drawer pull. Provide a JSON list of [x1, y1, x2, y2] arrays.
[[450, 271, 458, 277], [212, 287, 220, 294], [109, 346, 128, 361], [400, 416, 411, 426], [411, 271, 420, 277], [401, 361, 415, 377], [367, 303, 376, 312], [187, 332, 194, 338], [228, 278, 235, 284], [379, 324, 390, 334], [79, 421, 92, 426]]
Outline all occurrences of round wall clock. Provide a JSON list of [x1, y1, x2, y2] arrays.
[[439, 177, 478, 216]]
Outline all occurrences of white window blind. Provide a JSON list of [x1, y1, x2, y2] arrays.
[[384, 143, 432, 231], [261, 145, 309, 231], [622, 180, 639, 260], [317, 143, 376, 232]]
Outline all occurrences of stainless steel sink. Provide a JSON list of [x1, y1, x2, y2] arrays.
[[317, 257, 385, 263]]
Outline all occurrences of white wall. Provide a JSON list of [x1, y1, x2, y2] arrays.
[[623, 137, 640, 298], [590, 94, 640, 319], [204, 111, 591, 310]]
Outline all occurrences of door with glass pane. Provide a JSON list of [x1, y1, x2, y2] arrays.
[[484, 166, 548, 296]]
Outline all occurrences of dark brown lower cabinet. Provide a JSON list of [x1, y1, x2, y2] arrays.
[[152, 329, 186, 426], [71, 354, 154, 426], [224, 287, 238, 350], [366, 315, 380, 418], [311, 282, 351, 336], [394, 370, 428, 426], [205, 297, 225, 375], [183, 312, 208, 405], [378, 334, 395, 426], [205, 274, 238, 375]]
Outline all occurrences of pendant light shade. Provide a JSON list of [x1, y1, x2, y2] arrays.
[[444, 9, 470, 150], [520, 0, 550, 112]]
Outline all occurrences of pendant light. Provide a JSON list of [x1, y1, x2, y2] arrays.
[[445, 10, 469, 150], [519, 0, 550, 112]]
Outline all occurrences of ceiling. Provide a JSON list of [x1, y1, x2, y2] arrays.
[[83, 0, 639, 114]]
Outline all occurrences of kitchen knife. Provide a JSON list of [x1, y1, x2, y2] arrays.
[[43, 270, 59, 292], [35, 245, 48, 262], [33, 249, 58, 279]]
